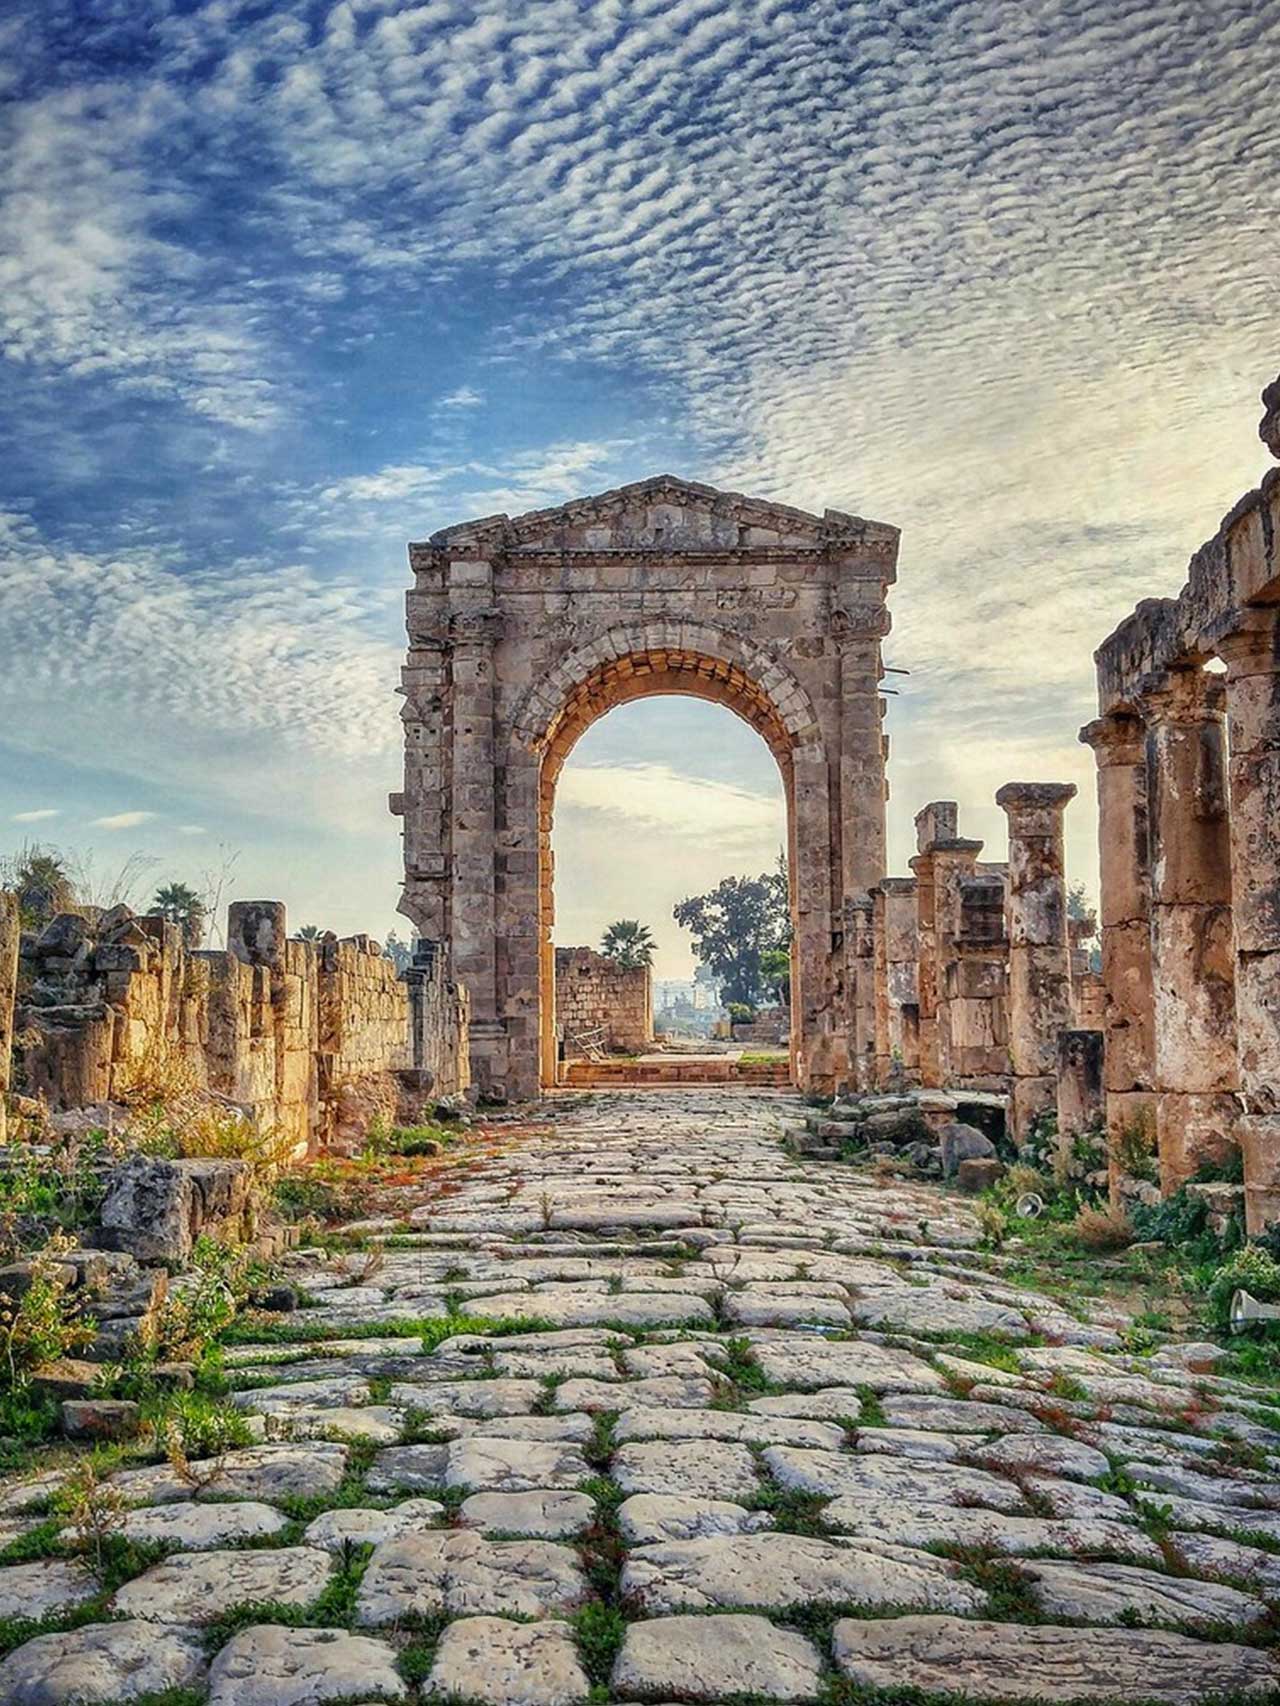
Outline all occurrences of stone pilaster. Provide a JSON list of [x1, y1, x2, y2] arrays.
[[878, 878, 919, 1084], [448, 605, 505, 1095], [1057, 1029, 1105, 1140], [846, 892, 876, 1091], [0, 891, 18, 1144], [1079, 713, 1157, 1192], [995, 782, 1077, 1144], [1136, 667, 1239, 1190], [1216, 609, 1280, 1230]]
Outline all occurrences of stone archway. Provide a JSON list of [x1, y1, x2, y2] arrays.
[[391, 476, 898, 1101]]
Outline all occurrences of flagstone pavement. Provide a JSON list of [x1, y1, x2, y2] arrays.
[[2, 1090, 1280, 1705]]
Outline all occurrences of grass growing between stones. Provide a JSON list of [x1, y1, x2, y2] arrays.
[[199, 1542, 373, 1652], [220, 1311, 556, 1350]]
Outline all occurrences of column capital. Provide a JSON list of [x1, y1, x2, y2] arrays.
[[1210, 605, 1280, 672], [1079, 712, 1144, 768], [1133, 664, 1225, 723], [878, 876, 918, 897], [995, 781, 1077, 816]]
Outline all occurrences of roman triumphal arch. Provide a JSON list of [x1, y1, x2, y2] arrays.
[[391, 477, 898, 1101]]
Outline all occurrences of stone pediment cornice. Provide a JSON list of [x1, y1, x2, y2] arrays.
[[419, 475, 898, 560]]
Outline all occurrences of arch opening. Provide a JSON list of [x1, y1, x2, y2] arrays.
[[534, 647, 802, 1088]]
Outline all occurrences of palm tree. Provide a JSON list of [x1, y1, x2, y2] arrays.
[[152, 881, 207, 947], [601, 919, 656, 970], [296, 924, 323, 941], [4, 845, 76, 929]]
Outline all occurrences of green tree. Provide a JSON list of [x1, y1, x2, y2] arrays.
[[600, 919, 656, 970], [760, 946, 791, 1005], [3, 844, 77, 930], [672, 858, 791, 1009], [296, 924, 323, 942], [152, 881, 207, 947]]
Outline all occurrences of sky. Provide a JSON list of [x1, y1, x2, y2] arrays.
[[1, 0, 1276, 977]]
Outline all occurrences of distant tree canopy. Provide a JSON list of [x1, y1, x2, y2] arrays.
[[152, 881, 207, 948], [295, 924, 323, 941], [672, 857, 791, 1010], [601, 919, 655, 970], [384, 929, 413, 973]]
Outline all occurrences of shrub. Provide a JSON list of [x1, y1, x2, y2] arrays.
[[133, 1097, 294, 1193], [1071, 1202, 1133, 1253], [148, 1236, 246, 1361], [0, 1235, 95, 1386], [1206, 1244, 1280, 1335]]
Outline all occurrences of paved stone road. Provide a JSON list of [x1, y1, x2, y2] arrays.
[[3, 1090, 1280, 1704]]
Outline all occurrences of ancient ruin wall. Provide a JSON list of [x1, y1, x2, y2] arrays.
[[1087, 391, 1280, 1229], [554, 946, 652, 1056], [4, 900, 469, 1153]]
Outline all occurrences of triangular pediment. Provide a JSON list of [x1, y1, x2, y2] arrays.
[[428, 475, 895, 554]]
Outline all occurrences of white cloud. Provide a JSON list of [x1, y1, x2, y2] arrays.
[[178, 825, 207, 836], [11, 808, 59, 822], [90, 810, 157, 830], [557, 761, 784, 853], [440, 386, 483, 408]]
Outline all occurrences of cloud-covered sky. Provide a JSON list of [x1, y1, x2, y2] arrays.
[[1, 0, 1275, 973]]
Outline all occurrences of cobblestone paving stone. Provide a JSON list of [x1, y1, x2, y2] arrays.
[[3, 1089, 1280, 1703]]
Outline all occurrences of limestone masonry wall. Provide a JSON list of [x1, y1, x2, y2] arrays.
[[1085, 382, 1280, 1232], [1, 899, 469, 1153], [554, 946, 652, 1057]]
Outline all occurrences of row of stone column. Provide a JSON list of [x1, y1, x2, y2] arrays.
[[864, 784, 1089, 1148], [1081, 607, 1280, 1231]]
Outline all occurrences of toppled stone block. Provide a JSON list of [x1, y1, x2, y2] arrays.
[[957, 1157, 1005, 1194], [29, 1358, 101, 1401], [62, 1398, 143, 1441], [939, 1121, 997, 1179], [97, 1152, 254, 1264]]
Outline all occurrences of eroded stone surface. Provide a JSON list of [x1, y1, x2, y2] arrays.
[[425, 1616, 590, 1706], [0, 1621, 207, 1705], [612, 1613, 824, 1702], [112, 1545, 333, 1623], [831, 1614, 1279, 1702], [207, 1625, 407, 1706], [620, 1532, 984, 1615], [457, 1490, 596, 1537], [304, 1497, 445, 1551], [356, 1530, 591, 1623], [0, 1558, 99, 1621]]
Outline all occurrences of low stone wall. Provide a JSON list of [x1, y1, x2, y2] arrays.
[[555, 946, 652, 1055], [3, 897, 469, 1153]]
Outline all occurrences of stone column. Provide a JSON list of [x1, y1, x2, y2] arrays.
[[996, 782, 1077, 1144], [1137, 667, 1239, 1190], [1217, 610, 1280, 1230], [0, 891, 19, 1144], [909, 802, 957, 1089], [932, 838, 983, 1087], [836, 623, 889, 1094], [1079, 713, 1157, 1192]]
